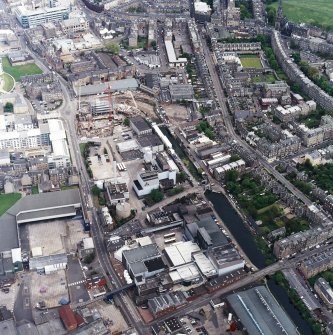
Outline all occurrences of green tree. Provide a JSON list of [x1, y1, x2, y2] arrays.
[[91, 185, 101, 196], [150, 189, 163, 203], [105, 43, 120, 54], [150, 40, 157, 50], [83, 252, 95, 264], [123, 117, 130, 126], [4, 102, 13, 113]]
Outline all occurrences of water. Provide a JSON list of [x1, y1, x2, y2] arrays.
[[205, 190, 266, 269], [206, 190, 313, 335], [267, 279, 314, 335]]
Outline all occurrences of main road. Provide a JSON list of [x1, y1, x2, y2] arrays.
[[198, 31, 313, 207]]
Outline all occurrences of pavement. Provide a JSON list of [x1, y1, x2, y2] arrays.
[[66, 256, 90, 304]]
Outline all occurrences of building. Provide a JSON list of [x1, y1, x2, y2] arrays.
[[133, 154, 178, 197], [165, 241, 201, 267], [227, 286, 299, 335], [130, 116, 152, 136], [148, 291, 187, 318], [164, 39, 187, 68], [60, 17, 89, 33], [169, 84, 194, 102], [46, 119, 70, 168], [208, 245, 245, 276], [59, 305, 77, 331], [299, 247, 333, 278], [137, 134, 164, 153], [79, 237, 95, 258], [314, 277, 333, 308], [274, 227, 333, 259], [122, 243, 166, 285], [0, 189, 81, 253], [15, 6, 70, 28], [194, 1, 212, 22], [213, 159, 246, 180]]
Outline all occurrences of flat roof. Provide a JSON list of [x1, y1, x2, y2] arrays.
[[165, 241, 200, 267], [123, 243, 160, 264], [0, 319, 17, 335], [227, 286, 299, 335], [74, 78, 138, 96]]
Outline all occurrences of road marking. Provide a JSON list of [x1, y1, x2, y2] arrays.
[[68, 280, 86, 287]]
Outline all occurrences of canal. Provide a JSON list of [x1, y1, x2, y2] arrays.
[[206, 191, 313, 335], [160, 126, 202, 181], [160, 124, 314, 334]]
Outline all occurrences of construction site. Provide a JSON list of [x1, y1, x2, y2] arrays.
[[76, 88, 157, 139]]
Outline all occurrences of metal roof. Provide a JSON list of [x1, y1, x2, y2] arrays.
[[227, 286, 299, 335]]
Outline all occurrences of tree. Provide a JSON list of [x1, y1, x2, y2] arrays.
[[150, 189, 163, 203], [91, 185, 101, 196], [150, 40, 157, 50], [105, 43, 120, 54], [4, 102, 13, 113], [83, 252, 95, 264], [123, 117, 130, 126]]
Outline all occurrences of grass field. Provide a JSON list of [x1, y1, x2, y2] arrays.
[[239, 54, 263, 69], [1, 73, 15, 92], [269, 0, 333, 31], [2, 57, 43, 81], [0, 193, 21, 216], [252, 73, 276, 83]]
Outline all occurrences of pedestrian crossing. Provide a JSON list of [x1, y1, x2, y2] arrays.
[[68, 280, 86, 287]]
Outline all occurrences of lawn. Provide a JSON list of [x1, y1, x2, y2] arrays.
[[1, 73, 15, 92], [252, 73, 276, 83], [239, 54, 262, 69], [269, 0, 333, 31], [0, 193, 22, 216], [1, 57, 43, 81]]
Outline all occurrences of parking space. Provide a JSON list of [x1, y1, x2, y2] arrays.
[[66, 256, 89, 304], [29, 270, 69, 308]]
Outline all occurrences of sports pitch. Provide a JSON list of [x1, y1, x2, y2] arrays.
[[239, 54, 263, 69], [270, 0, 333, 31]]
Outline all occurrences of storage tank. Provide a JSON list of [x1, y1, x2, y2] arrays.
[[116, 202, 131, 219]]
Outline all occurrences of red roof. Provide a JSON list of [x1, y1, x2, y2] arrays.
[[74, 312, 85, 327], [59, 305, 77, 331]]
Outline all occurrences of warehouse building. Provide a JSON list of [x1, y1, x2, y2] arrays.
[[130, 116, 152, 137], [0, 189, 81, 253], [164, 241, 200, 267], [122, 244, 166, 285], [227, 286, 299, 335]]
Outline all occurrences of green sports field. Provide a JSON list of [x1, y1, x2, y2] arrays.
[[270, 0, 333, 31], [0, 73, 15, 92], [0, 193, 21, 216], [239, 54, 263, 69], [1, 56, 43, 81]]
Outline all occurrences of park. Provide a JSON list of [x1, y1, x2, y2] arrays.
[[270, 0, 333, 31]]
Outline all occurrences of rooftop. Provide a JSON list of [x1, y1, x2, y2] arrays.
[[227, 286, 299, 335]]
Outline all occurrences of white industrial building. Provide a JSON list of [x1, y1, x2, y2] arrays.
[[165, 241, 200, 267], [133, 153, 178, 197], [0, 128, 44, 151], [164, 40, 187, 67], [47, 119, 70, 168], [15, 5, 70, 28]]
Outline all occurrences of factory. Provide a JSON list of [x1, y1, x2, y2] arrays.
[[226, 286, 299, 335]]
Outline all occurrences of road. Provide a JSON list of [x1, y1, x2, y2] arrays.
[[198, 31, 313, 207]]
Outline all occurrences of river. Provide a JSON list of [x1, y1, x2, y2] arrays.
[[206, 190, 313, 335]]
